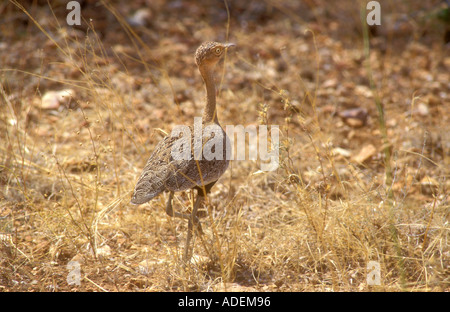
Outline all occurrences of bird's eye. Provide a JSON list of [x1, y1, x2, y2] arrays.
[[214, 47, 222, 55]]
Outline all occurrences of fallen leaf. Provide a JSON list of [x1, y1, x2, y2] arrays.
[[352, 144, 376, 164], [332, 147, 351, 158]]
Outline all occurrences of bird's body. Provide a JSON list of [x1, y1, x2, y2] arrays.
[[131, 41, 235, 261], [131, 123, 229, 204]]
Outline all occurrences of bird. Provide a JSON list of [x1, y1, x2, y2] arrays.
[[131, 41, 235, 262]]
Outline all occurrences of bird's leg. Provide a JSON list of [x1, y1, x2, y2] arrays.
[[165, 191, 203, 262], [165, 191, 192, 220], [183, 194, 203, 262], [165, 182, 217, 262], [191, 195, 204, 235], [184, 181, 218, 261]]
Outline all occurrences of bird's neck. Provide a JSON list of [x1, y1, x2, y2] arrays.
[[200, 66, 219, 124]]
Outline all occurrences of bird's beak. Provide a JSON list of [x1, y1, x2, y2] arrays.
[[224, 43, 236, 49]]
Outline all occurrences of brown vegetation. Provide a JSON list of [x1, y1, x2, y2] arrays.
[[0, 0, 448, 291]]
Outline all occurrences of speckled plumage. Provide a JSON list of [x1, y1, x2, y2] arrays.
[[195, 41, 220, 65], [131, 42, 234, 206], [131, 125, 230, 205]]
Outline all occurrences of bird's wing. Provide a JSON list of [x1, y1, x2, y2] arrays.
[[131, 125, 229, 205], [131, 135, 178, 205], [131, 127, 198, 205]]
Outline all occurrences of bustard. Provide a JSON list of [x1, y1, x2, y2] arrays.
[[131, 41, 235, 262]]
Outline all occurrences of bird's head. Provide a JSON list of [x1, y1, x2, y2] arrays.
[[195, 41, 235, 68]]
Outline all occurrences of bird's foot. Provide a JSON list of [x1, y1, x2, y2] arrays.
[[196, 208, 208, 219]]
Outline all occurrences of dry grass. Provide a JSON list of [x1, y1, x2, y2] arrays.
[[0, 0, 448, 291]]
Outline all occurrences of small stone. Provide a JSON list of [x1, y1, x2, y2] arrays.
[[420, 176, 439, 195], [41, 89, 76, 110], [127, 8, 152, 27], [416, 102, 429, 116], [339, 107, 368, 127]]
